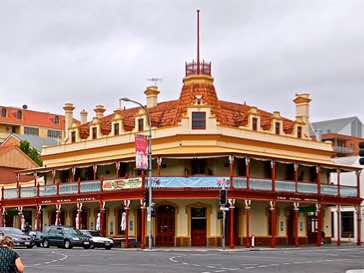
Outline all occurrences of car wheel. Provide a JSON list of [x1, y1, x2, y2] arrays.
[[83, 244, 90, 249], [64, 240, 71, 249], [90, 243, 95, 249], [26, 245, 34, 249], [105, 246, 112, 250], [43, 239, 49, 248]]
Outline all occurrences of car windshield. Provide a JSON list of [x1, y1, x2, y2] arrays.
[[89, 231, 100, 237], [80, 230, 91, 236], [3, 228, 24, 235], [63, 228, 78, 236]]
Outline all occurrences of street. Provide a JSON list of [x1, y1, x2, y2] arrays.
[[17, 246, 364, 273]]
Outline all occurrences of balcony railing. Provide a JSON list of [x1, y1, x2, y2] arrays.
[[0, 176, 359, 200], [333, 145, 354, 154]]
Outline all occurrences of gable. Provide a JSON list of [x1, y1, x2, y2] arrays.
[[0, 146, 38, 169]]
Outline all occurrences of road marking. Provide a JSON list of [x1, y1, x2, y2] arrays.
[[192, 264, 201, 267], [207, 265, 216, 268], [214, 270, 226, 272]]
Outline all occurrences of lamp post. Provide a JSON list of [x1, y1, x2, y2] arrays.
[[120, 98, 153, 250]]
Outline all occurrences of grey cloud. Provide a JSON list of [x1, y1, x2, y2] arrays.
[[0, 0, 363, 122]]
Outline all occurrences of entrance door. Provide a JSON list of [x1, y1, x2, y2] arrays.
[[191, 207, 207, 246], [156, 205, 175, 246], [287, 210, 294, 245], [307, 214, 318, 244]]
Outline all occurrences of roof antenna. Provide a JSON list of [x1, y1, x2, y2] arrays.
[[147, 77, 162, 87], [197, 9, 200, 74]]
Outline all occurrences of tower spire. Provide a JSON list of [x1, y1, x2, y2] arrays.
[[197, 9, 200, 74]]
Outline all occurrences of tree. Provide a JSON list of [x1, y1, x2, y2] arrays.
[[19, 140, 43, 166]]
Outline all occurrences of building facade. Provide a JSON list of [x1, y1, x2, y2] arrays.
[[0, 105, 66, 143], [0, 14, 362, 248]]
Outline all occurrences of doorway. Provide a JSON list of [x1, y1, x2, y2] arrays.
[[286, 210, 294, 245], [156, 205, 175, 246], [191, 207, 207, 246]]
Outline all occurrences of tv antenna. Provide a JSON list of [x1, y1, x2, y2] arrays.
[[147, 77, 162, 87]]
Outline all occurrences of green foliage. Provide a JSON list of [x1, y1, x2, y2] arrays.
[[19, 140, 43, 166]]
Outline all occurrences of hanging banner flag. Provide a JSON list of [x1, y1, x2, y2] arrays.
[[135, 134, 148, 170]]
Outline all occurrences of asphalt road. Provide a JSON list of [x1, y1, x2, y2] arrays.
[[15, 246, 364, 273]]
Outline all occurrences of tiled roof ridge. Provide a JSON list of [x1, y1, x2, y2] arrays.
[[0, 105, 65, 117]]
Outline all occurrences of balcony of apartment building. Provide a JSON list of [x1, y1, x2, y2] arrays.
[[1, 155, 360, 204], [320, 133, 355, 157]]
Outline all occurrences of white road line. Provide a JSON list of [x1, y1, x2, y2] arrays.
[[192, 264, 201, 267], [245, 266, 256, 269], [214, 270, 226, 273], [207, 265, 217, 268]]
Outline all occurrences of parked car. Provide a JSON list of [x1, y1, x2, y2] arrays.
[[29, 231, 44, 247], [42, 226, 91, 249], [79, 230, 114, 249], [0, 227, 35, 248]]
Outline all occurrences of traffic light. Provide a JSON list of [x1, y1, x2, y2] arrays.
[[144, 190, 149, 207], [359, 142, 364, 165], [219, 189, 227, 206]]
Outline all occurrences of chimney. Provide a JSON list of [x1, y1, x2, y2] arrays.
[[293, 93, 311, 122], [293, 93, 311, 137], [80, 109, 88, 124], [94, 105, 105, 119], [63, 103, 75, 131], [144, 86, 160, 108]]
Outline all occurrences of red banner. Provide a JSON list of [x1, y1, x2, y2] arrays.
[[135, 135, 148, 170]]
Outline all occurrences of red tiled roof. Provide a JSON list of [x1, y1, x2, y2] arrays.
[[0, 106, 66, 130], [77, 80, 296, 139]]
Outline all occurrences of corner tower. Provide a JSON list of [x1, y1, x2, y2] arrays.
[[176, 10, 220, 123]]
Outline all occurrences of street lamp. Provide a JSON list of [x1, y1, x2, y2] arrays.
[[120, 97, 153, 250]]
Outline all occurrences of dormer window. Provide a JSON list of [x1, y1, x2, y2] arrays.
[[92, 127, 97, 139], [1, 108, 6, 117], [192, 112, 206, 130], [114, 123, 120, 136], [54, 115, 60, 124], [297, 126, 302, 139], [252, 117, 258, 131], [275, 122, 280, 135], [16, 110, 22, 119], [138, 118, 144, 132], [71, 131, 76, 143]]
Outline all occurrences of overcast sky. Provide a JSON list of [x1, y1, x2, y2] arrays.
[[0, 1, 363, 122]]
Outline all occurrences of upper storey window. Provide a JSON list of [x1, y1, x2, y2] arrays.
[[16, 110, 22, 119], [138, 118, 144, 132], [24, 126, 39, 136], [114, 123, 120, 136], [297, 126, 302, 139], [53, 115, 60, 124], [252, 117, 258, 131], [192, 112, 206, 129], [1, 108, 6, 117], [92, 127, 97, 139], [275, 122, 280, 135]]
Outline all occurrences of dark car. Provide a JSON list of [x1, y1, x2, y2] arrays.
[[0, 227, 35, 248], [79, 230, 114, 249], [42, 226, 91, 249], [29, 231, 44, 247]]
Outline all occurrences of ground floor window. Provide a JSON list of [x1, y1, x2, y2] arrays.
[[341, 211, 354, 238]]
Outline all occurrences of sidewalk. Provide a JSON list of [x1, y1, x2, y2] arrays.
[[115, 243, 362, 252]]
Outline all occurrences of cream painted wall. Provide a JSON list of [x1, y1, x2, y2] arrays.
[[251, 202, 269, 236]]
